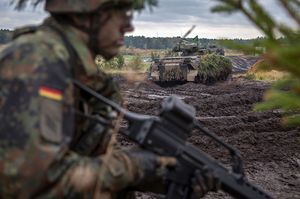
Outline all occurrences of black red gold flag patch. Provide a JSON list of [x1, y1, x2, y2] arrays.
[[39, 86, 62, 101]]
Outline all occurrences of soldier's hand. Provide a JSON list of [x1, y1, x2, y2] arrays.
[[190, 169, 220, 198], [98, 149, 176, 192], [126, 149, 177, 183]]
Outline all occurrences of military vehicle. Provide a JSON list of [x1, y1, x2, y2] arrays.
[[149, 26, 229, 83]]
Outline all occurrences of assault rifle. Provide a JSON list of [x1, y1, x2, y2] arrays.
[[74, 80, 274, 199]]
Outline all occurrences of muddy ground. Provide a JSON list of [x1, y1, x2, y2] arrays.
[[115, 75, 300, 199]]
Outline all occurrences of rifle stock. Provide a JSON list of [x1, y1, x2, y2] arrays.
[[74, 80, 274, 199]]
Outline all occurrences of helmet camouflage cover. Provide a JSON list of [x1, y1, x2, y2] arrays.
[[14, 0, 158, 12]]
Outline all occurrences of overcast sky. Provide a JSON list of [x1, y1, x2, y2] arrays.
[[0, 0, 296, 39]]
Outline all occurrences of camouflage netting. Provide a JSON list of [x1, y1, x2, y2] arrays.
[[196, 54, 232, 84], [160, 65, 186, 81]]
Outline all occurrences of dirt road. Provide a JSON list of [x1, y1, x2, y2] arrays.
[[116, 76, 300, 199]]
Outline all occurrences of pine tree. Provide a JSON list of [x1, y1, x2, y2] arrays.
[[212, 0, 300, 126]]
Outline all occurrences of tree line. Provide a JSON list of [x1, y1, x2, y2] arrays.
[[1, 29, 262, 49], [124, 35, 262, 49]]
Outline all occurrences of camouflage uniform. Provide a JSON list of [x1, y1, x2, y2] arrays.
[[0, 1, 163, 198]]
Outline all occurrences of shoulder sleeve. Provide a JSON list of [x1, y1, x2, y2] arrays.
[[0, 36, 74, 191], [0, 35, 73, 144], [0, 33, 141, 199]]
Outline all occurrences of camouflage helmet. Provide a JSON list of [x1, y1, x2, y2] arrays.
[[14, 0, 157, 12], [45, 0, 157, 13]]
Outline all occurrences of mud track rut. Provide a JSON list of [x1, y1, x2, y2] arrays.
[[115, 76, 300, 199]]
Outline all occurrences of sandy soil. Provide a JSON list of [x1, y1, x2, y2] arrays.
[[115, 75, 300, 199]]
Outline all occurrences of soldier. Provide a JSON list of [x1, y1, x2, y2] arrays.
[[0, 0, 218, 198]]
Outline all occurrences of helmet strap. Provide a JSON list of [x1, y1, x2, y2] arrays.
[[88, 12, 112, 58]]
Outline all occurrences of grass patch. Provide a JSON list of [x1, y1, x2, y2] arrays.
[[96, 54, 150, 73], [245, 70, 289, 81], [245, 59, 290, 81]]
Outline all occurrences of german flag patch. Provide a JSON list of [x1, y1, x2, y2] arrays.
[[39, 86, 63, 101]]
